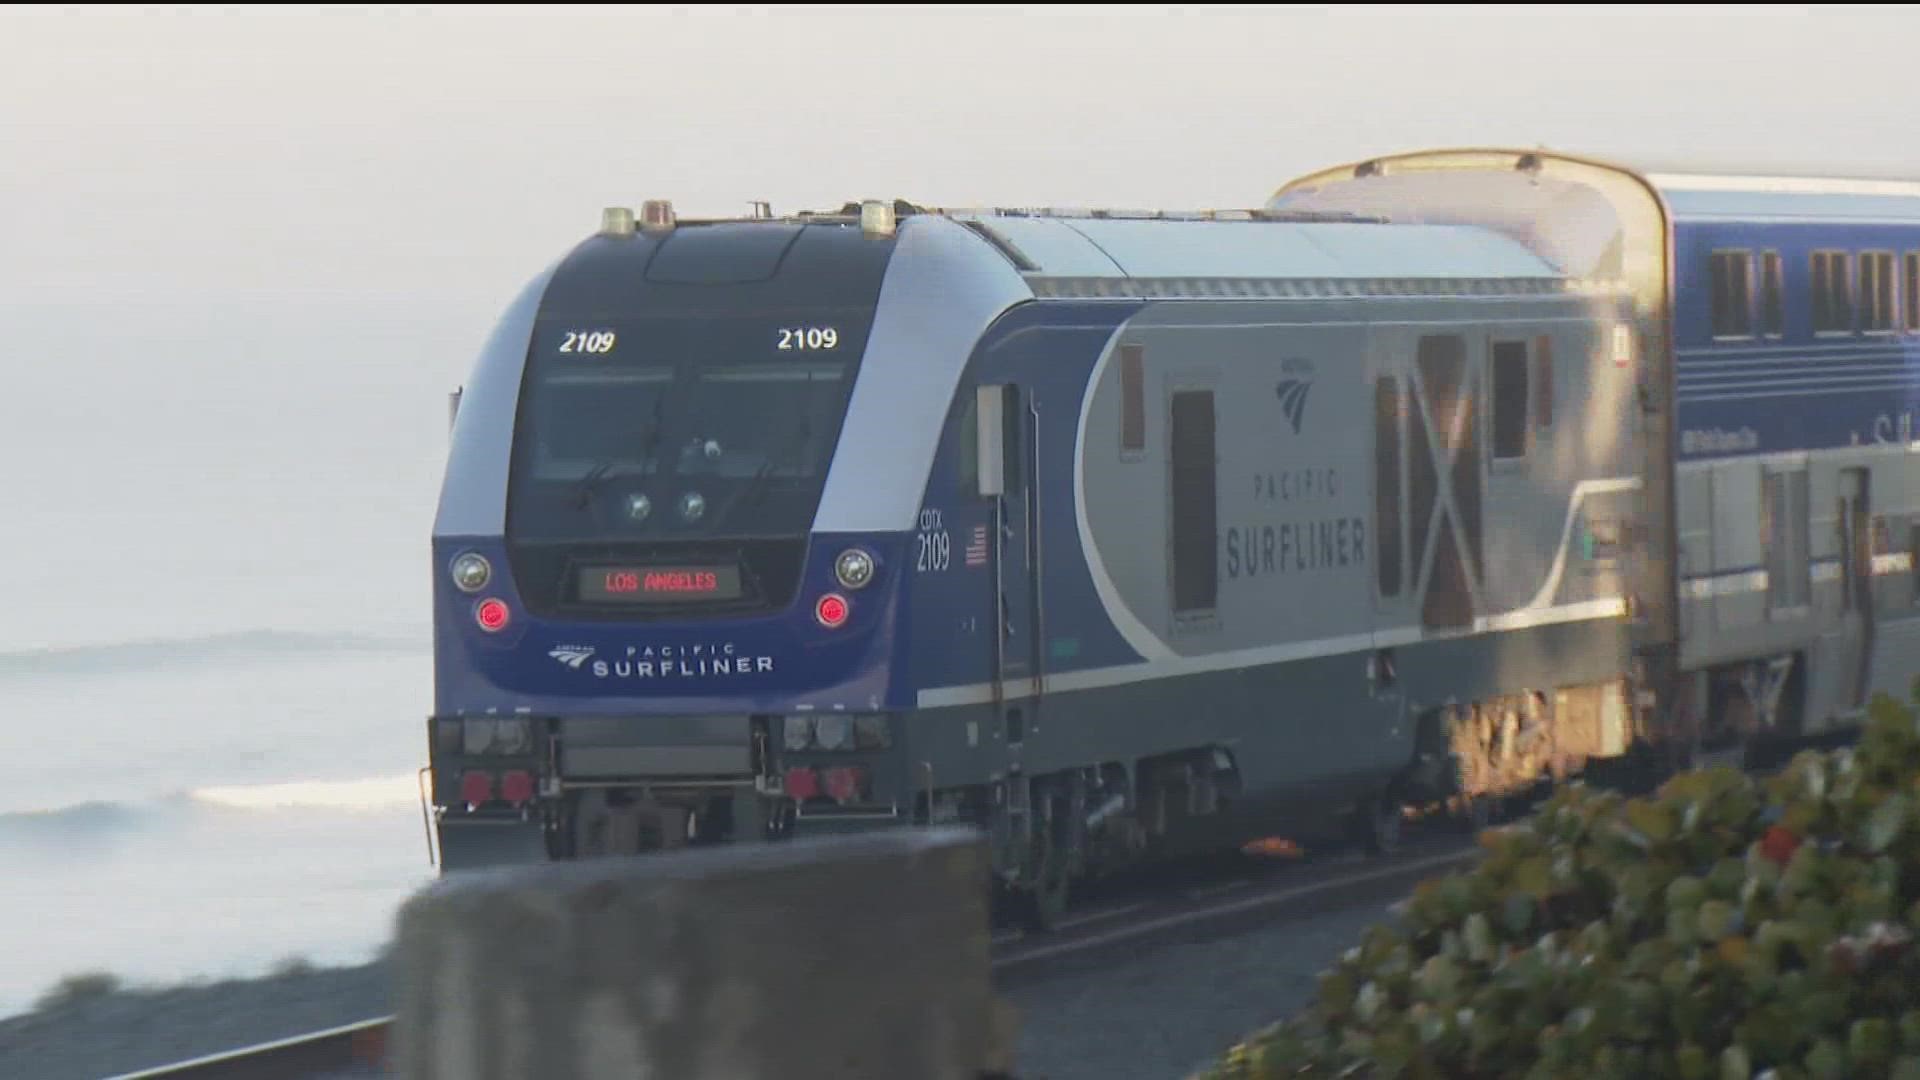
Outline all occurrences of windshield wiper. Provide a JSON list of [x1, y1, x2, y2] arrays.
[[571, 460, 620, 511], [572, 392, 668, 512], [711, 389, 815, 534]]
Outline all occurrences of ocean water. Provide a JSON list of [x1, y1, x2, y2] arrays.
[[0, 643, 443, 1021], [0, 293, 475, 1018]]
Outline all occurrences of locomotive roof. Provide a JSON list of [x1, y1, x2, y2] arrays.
[[594, 200, 1571, 297], [1266, 146, 1920, 229], [942, 213, 1564, 283], [1644, 172, 1920, 224]]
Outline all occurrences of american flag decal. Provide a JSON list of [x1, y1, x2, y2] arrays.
[[964, 524, 989, 567]]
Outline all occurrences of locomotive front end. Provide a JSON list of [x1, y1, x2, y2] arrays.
[[428, 204, 927, 870]]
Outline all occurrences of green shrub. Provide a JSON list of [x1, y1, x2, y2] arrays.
[[32, 970, 122, 1012], [1198, 682, 1920, 1080]]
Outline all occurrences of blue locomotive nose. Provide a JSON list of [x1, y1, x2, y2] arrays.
[[432, 527, 904, 703], [428, 527, 912, 870], [428, 207, 936, 870]]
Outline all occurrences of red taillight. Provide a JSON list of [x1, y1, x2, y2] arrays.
[[459, 770, 494, 806], [475, 598, 510, 632], [822, 765, 864, 804], [784, 766, 819, 801], [815, 593, 849, 628], [499, 770, 535, 805]]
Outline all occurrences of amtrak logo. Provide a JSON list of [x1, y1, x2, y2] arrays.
[[1282, 365, 1313, 432], [1275, 379, 1312, 433], [545, 640, 777, 680], [549, 645, 597, 669]]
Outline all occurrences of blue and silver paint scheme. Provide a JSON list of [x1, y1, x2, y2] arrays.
[[1272, 149, 1920, 754], [429, 188, 1651, 877], [433, 215, 1029, 721], [428, 211, 1039, 864], [1662, 177, 1920, 461], [896, 214, 1641, 856], [1655, 173, 1920, 724]]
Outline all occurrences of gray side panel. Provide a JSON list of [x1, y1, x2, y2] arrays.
[[1079, 307, 1375, 659], [433, 263, 560, 538], [1676, 445, 1920, 731], [1074, 294, 1635, 670], [907, 616, 1629, 805], [813, 217, 1031, 533], [1869, 617, 1920, 702]]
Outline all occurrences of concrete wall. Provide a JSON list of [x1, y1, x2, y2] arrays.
[[392, 827, 1014, 1080]]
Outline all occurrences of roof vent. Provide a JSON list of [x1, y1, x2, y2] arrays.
[[860, 199, 896, 238], [600, 207, 635, 237], [640, 199, 676, 232]]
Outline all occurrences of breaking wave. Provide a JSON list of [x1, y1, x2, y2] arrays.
[[0, 628, 427, 680], [0, 774, 423, 844], [0, 799, 149, 843], [189, 774, 422, 813]]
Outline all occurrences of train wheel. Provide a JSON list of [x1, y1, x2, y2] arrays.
[[1353, 791, 1404, 857], [1023, 861, 1071, 933], [1459, 793, 1501, 834], [1019, 791, 1074, 932]]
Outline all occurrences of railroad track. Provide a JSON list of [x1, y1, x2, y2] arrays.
[[107, 725, 1866, 1080], [116, 722, 1858, 1076], [104, 834, 1481, 1080], [104, 1016, 394, 1080]]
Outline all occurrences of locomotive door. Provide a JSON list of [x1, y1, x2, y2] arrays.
[[1835, 467, 1873, 711], [976, 383, 1044, 753], [1363, 326, 1411, 767]]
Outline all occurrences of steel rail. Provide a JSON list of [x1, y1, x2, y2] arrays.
[[105, 839, 1481, 1079]]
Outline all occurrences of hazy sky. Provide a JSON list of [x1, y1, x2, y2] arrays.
[[7, 5, 1920, 338], [5, 7, 1920, 654]]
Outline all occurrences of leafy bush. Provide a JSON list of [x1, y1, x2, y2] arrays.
[[1199, 683, 1920, 1080]]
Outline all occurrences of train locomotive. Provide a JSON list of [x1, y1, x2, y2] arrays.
[[426, 150, 1920, 927]]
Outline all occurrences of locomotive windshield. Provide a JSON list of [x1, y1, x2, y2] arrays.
[[504, 314, 865, 543]]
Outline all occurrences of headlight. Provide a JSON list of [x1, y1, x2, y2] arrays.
[[834, 548, 875, 590], [462, 719, 495, 755], [813, 715, 853, 751], [462, 718, 534, 756], [782, 715, 873, 752], [451, 553, 491, 593], [853, 714, 891, 750], [783, 716, 816, 751]]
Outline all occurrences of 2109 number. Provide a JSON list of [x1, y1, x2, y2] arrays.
[[778, 327, 838, 351], [560, 330, 617, 354]]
